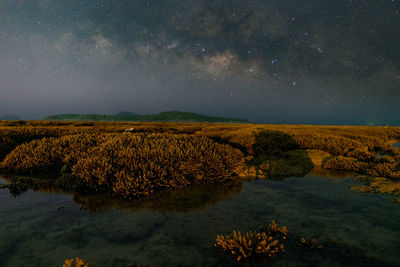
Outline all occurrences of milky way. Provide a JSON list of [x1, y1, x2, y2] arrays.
[[0, 0, 399, 124]]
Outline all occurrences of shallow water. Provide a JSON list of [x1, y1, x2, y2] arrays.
[[1, 170, 400, 267]]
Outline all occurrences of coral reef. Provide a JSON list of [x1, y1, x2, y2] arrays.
[[351, 176, 400, 196], [244, 131, 314, 178], [306, 149, 331, 166], [0, 121, 399, 199], [63, 257, 89, 267], [214, 221, 287, 261], [1, 133, 243, 199]]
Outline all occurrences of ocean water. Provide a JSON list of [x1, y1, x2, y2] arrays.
[[0, 168, 399, 267]]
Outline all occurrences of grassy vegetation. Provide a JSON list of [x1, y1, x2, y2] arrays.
[[0, 120, 399, 199]]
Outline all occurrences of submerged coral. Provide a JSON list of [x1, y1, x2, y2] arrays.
[[215, 221, 287, 262], [351, 176, 400, 196], [63, 257, 89, 267], [300, 237, 322, 250]]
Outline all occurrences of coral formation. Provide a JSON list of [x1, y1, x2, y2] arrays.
[[351, 176, 400, 196], [214, 221, 287, 261], [245, 131, 314, 178], [63, 257, 89, 267], [300, 237, 322, 250], [0, 120, 399, 199], [1, 133, 243, 199]]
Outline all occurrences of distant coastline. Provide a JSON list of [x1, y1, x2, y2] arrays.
[[0, 115, 21, 121], [44, 111, 250, 123]]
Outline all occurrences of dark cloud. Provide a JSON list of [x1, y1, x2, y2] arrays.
[[0, 0, 399, 124]]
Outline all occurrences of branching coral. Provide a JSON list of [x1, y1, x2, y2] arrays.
[[268, 221, 288, 238], [1, 133, 244, 199], [300, 237, 322, 250], [1, 122, 399, 200], [63, 257, 89, 267], [214, 221, 287, 261]]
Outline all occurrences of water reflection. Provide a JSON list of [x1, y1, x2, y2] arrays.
[[73, 180, 243, 213], [308, 166, 355, 179], [0, 165, 357, 214], [0, 175, 244, 213], [1, 172, 400, 266]]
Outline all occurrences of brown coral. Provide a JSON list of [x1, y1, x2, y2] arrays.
[[214, 221, 287, 262], [63, 257, 89, 267]]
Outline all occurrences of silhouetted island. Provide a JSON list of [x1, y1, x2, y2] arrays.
[[0, 115, 21, 121], [44, 111, 250, 123]]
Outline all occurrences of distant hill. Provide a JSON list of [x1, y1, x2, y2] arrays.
[[0, 115, 21, 120], [115, 111, 138, 117], [44, 111, 250, 123]]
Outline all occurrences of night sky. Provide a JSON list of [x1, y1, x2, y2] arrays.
[[0, 0, 399, 124]]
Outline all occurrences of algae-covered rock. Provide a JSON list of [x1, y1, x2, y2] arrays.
[[250, 150, 314, 179]]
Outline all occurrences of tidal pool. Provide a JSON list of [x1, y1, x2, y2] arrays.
[[1, 169, 400, 267]]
